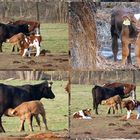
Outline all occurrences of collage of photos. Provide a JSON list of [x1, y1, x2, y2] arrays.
[[0, 0, 140, 140]]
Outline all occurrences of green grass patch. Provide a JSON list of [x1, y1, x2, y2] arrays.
[[0, 80, 68, 137], [3, 23, 68, 53]]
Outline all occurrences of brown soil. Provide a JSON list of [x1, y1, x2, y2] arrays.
[[26, 130, 69, 140], [0, 130, 69, 140], [70, 115, 140, 139], [0, 52, 69, 70]]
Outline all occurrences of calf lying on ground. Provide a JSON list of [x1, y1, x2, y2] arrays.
[[73, 108, 92, 119], [121, 99, 140, 119], [102, 95, 122, 114], [6, 100, 48, 132]]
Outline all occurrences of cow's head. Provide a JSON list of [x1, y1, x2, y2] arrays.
[[19, 24, 30, 35], [83, 108, 92, 117], [41, 81, 55, 99]]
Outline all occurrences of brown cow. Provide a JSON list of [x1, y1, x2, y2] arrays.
[[110, 8, 140, 64], [9, 20, 40, 34], [121, 14, 140, 66], [103, 82, 136, 99]]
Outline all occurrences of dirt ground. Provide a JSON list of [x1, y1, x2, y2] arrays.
[[70, 114, 140, 139], [0, 52, 69, 70], [0, 130, 69, 140]]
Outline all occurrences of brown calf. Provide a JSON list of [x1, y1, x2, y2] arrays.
[[6, 33, 24, 53], [7, 100, 48, 132], [102, 95, 122, 114]]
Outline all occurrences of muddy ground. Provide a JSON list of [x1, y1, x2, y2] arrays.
[[0, 52, 69, 70], [70, 114, 140, 139]]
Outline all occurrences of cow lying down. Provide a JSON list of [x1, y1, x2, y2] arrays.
[[5, 100, 48, 132], [121, 99, 140, 119], [73, 108, 92, 119]]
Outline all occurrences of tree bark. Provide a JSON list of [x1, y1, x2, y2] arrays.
[[70, 2, 97, 70]]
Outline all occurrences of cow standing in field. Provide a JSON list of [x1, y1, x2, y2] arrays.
[[101, 95, 122, 114], [7, 33, 42, 57], [7, 101, 48, 132], [103, 82, 136, 99], [0, 23, 29, 52], [0, 81, 55, 133], [21, 34, 42, 57], [6, 33, 25, 53], [92, 85, 125, 114], [111, 8, 140, 65], [8, 20, 40, 34]]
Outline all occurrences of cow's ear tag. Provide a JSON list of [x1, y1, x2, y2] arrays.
[[123, 19, 131, 25]]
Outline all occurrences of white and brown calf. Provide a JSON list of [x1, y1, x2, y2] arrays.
[[21, 34, 42, 57], [121, 99, 140, 119], [6, 100, 48, 132], [102, 95, 122, 114], [73, 108, 92, 119]]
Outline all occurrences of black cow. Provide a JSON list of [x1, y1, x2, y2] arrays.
[[0, 23, 29, 52], [92, 85, 125, 114], [0, 81, 55, 132]]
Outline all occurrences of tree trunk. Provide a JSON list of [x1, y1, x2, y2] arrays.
[[70, 2, 97, 70], [36, 2, 40, 21]]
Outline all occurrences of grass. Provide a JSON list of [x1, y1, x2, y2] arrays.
[[0, 79, 68, 137], [2, 23, 68, 53], [71, 83, 140, 117]]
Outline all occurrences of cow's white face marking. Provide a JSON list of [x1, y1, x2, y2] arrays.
[[35, 27, 40, 35], [134, 14, 140, 21], [127, 110, 131, 119], [48, 83, 51, 87], [123, 19, 131, 26]]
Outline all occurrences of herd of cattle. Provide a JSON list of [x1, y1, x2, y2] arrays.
[[92, 82, 140, 119], [73, 82, 140, 120], [111, 8, 140, 67], [0, 81, 55, 133], [0, 20, 41, 57]]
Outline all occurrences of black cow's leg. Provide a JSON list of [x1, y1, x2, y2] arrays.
[[0, 117, 5, 132], [112, 35, 118, 61], [107, 107, 111, 114], [95, 104, 99, 115], [0, 43, 3, 52], [127, 44, 132, 64], [12, 45, 15, 52]]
